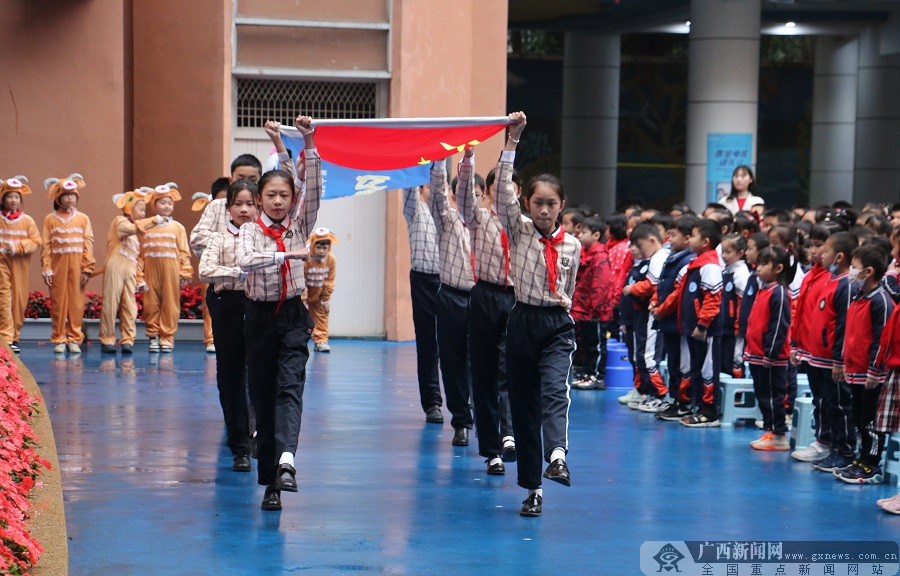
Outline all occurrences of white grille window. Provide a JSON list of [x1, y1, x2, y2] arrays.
[[236, 79, 378, 127]]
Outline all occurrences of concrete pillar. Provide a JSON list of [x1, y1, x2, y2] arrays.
[[561, 31, 619, 215], [809, 37, 858, 207], [854, 26, 900, 205], [684, 0, 761, 212]]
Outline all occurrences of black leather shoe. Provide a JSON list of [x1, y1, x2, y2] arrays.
[[451, 427, 469, 446], [100, 344, 117, 354], [425, 406, 444, 424], [274, 463, 298, 492], [501, 444, 517, 462], [486, 459, 505, 475], [261, 487, 281, 511], [520, 492, 542, 517], [232, 455, 251, 472], [543, 458, 571, 487], [120, 344, 133, 355]]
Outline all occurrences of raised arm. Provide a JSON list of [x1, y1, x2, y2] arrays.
[[402, 187, 419, 224], [295, 116, 321, 238], [496, 112, 526, 244], [456, 148, 477, 226], [428, 161, 450, 231]]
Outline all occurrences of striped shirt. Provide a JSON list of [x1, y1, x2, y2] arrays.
[[496, 151, 581, 310], [0, 212, 41, 257], [199, 222, 246, 292], [142, 220, 193, 279], [456, 154, 513, 287], [238, 149, 322, 302], [429, 164, 474, 291], [40, 210, 95, 275], [402, 187, 440, 275]]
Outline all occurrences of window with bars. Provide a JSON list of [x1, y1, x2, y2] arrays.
[[235, 78, 379, 128]]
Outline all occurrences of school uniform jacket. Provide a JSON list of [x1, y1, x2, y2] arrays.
[[656, 250, 722, 336], [805, 272, 854, 369], [607, 237, 632, 311], [744, 283, 791, 366], [628, 246, 671, 309], [843, 285, 895, 385], [875, 304, 900, 372], [720, 193, 765, 215], [653, 248, 695, 335], [571, 241, 612, 323], [738, 270, 761, 336], [428, 164, 474, 291], [720, 260, 750, 337], [620, 258, 647, 327], [790, 262, 830, 359]]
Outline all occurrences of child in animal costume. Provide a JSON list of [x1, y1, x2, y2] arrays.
[[0, 176, 42, 353], [41, 174, 95, 354], [99, 188, 160, 354], [142, 183, 193, 352], [304, 227, 337, 352]]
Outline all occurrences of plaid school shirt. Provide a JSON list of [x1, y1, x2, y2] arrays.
[[199, 221, 246, 293], [429, 163, 474, 291], [238, 148, 322, 302], [456, 154, 513, 287], [496, 151, 581, 310], [401, 187, 440, 275]]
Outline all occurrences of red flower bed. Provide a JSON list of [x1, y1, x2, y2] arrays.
[[0, 346, 50, 575], [25, 286, 205, 320]]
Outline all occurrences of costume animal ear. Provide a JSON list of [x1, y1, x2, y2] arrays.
[[43, 178, 60, 190], [191, 192, 211, 212], [13, 175, 28, 184], [67, 173, 86, 188], [113, 193, 127, 209], [2, 177, 32, 196]]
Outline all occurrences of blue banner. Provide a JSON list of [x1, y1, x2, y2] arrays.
[[706, 133, 753, 204]]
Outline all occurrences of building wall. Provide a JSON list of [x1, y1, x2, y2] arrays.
[[385, 0, 508, 340], [0, 0, 128, 294]]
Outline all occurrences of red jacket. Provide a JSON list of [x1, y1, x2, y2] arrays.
[[844, 285, 895, 384], [655, 249, 722, 334], [790, 263, 830, 357], [571, 242, 613, 322], [805, 273, 853, 369], [606, 238, 632, 310], [744, 283, 791, 366], [876, 304, 900, 372]]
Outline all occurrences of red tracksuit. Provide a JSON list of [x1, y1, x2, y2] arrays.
[[745, 282, 791, 435]]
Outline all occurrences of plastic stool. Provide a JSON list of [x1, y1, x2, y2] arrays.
[[717, 378, 762, 427], [883, 435, 900, 485], [659, 360, 669, 387], [795, 373, 811, 399], [605, 341, 634, 389], [790, 397, 816, 449]]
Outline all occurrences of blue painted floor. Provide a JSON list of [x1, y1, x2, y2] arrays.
[[18, 341, 900, 576]]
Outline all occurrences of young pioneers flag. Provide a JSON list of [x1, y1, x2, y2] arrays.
[[280, 117, 510, 200]]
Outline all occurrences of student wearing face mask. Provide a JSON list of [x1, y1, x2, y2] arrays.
[[834, 243, 895, 484]]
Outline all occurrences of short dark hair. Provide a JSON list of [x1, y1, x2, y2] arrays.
[[852, 243, 889, 280], [733, 211, 760, 235], [607, 213, 628, 241], [649, 213, 673, 232], [706, 207, 734, 234], [762, 208, 791, 224], [582, 216, 606, 236], [562, 207, 585, 226], [866, 213, 892, 236], [226, 179, 258, 207], [451, 172, 486, 196], [832, 200, 852, 210], [230, 153, 262, 176], [808, 224, 832, 243], [748, 231, 769, 252], [828, 232, 857, 264], [211, 177, 231, 198], [673, 215, 698, 237], [485, 165, 522, 191], [630, 222, 662, 243], [722, 233, 747, 253], [693, 218, 722, 249], [891, 202, 900, 213]]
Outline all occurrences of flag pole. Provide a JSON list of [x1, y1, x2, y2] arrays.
[[280, 116, 511, 134]]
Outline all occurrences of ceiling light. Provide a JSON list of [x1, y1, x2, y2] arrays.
[[785, 21, 796, 28]]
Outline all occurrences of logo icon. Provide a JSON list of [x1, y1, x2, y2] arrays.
[[652, 543, 685, 572]]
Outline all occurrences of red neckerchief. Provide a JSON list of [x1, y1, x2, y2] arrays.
[[1, 209, 22, 220], [257, 215, 292, 313], [490, 209, 510, 286], [539, 226, 566, 299]]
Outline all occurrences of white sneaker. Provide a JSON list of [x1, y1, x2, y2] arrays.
[[67, 342, 81, 355], [754, 419, 764, 430], [53, 343, 66, 354], [627, 395, 649, 410], [785, 415, 793, 431], [149, 337, 160, 352], [638, 397, 666, 413], [315, 342, 331, 353], [618, 388, 642, 405], [205, 344, 216, 353], [791, 440, 829, 462]]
